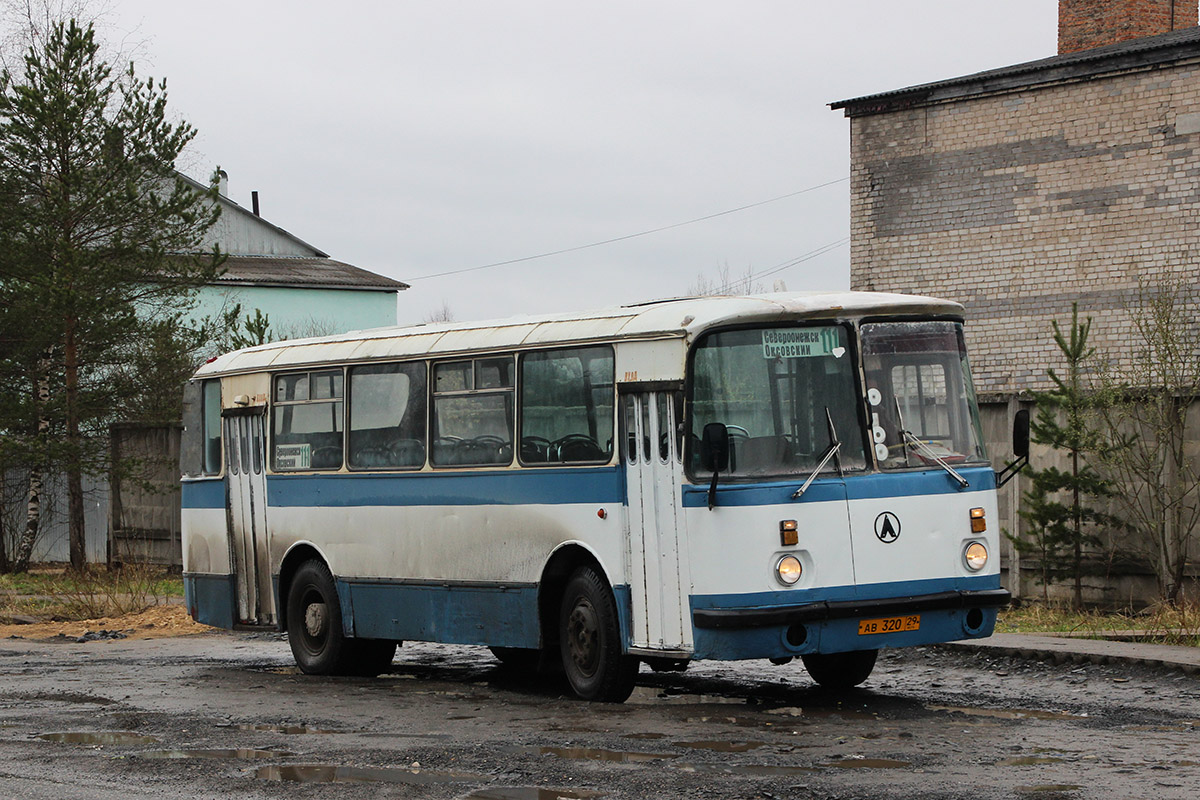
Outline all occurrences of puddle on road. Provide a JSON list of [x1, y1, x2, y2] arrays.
[[621, 732, 666, 740], [927, 705, 1086, 721], [38, 732, 160, 746], [671, 763, 821, 777], [674, 740, 767, 753], [137, 749, 292, 760], [1015, 785, 1081, 794], [227, 723, 337, 735], [626, 687, 746, 705], [257, 764, 488, 785], [465, 788, 606, 800], [764, 706, 877, 721], [824, 758, 910, 769], [1001, 756, 1068, 766], [521, 746, 678, 763]]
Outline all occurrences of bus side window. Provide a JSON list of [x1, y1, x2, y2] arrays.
[[432, 357, 514, 467], [519, 346, 614, 465], [348, 362, 427, 470], [272, 370, 345, 471], [202, 379, 222, 474]]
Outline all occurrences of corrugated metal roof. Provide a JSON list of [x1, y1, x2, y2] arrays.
[[215, 255, 409, 291], [177, 172, 330, 258], [832, 26, 1200, 116], [196, 291, 962, 377]]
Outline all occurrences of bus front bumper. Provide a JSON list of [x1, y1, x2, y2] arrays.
[[691, 588, 1011, 630]]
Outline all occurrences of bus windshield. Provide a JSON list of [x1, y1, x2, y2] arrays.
[[689, 325, 866, 478], [860, 321, 986, 469]]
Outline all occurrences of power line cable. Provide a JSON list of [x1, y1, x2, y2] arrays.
[[404, 176, 849, 282], [711, 237, 850, 294]]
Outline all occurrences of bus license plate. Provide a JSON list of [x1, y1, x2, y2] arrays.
[[857, 615, 920, 635]]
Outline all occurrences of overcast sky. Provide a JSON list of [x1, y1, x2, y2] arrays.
[[98, 1, 1057, 324]]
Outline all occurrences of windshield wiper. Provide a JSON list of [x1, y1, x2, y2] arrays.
[[793, 408, 843, 499], [898, 429, 970, 489], [893, 398, 968, 488]]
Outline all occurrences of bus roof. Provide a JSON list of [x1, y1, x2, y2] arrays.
[[195, 290, 963, 377]]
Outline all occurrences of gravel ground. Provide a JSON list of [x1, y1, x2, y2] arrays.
[[0, 630, 1197, 799]]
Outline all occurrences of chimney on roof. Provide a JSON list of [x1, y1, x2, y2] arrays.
[[1059, 0, 1198, 54]]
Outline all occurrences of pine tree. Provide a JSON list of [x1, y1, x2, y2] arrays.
[[1014, 304, 1118, 608], [0, 19, 222, 571]]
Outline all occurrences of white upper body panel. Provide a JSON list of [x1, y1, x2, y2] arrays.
[[194, 291, 963, 380]]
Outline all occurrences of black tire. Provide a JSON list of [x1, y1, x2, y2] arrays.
[[801, 649, 878, 689], [489, 646, 541, 672], [349, 638, 398, 677], [559, 566, 638, 702], [286, 560, 358, 675]]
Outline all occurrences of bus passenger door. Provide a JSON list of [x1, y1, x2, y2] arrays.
[[622, 389, 691, 654], [223, 410, 274, 626]]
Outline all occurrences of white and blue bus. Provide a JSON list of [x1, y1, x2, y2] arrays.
[[181, 292, 1012, 701]]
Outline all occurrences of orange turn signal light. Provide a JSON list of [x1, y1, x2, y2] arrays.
[[970, 507, 986, 533]]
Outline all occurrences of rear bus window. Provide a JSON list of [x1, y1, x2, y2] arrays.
[[202, 379, 222, 474]]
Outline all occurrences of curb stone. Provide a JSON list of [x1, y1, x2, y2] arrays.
[[942, 632, 1200, 675]]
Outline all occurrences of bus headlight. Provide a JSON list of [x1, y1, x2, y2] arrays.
[[776, 555, 803, 585], [964, 542, 988, 571]]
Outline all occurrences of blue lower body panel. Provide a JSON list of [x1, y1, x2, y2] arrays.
[[339, 579, 542, 648], [184, 574, 237, 630]]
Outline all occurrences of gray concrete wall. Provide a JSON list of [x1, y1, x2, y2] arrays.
[[982, 397, 1200, 607]]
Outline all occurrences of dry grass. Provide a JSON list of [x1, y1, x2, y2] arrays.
[[0, 565, 183, 623], [998, 600, 1200, 647]]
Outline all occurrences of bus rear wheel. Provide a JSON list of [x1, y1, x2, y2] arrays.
[[801, 649, 878, 689], [559, 566, 638, 702], [287, 560, 396, 676], [489, 647, 541, 672]]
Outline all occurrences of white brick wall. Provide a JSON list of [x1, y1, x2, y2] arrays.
[[849, 64, 1200, 394]]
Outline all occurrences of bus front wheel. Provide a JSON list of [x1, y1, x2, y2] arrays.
[[801, 649, 878, 689], [559, 567, 638, 702], [287, 560, 396, 676]]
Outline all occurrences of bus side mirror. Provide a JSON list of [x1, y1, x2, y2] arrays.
[[996, 409, 1030, 488], [1012, 409, 1030, 459], [701, 422, 730, 473]]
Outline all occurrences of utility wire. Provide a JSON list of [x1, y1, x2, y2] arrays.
[[711, 237, 850, 294], [404, 176, 849, 282]]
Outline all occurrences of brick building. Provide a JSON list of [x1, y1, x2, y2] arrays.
[[830, 1, 1200, 604], [832, 0, 1200, 396]]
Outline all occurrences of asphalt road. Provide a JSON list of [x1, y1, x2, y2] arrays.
[[0, 631, 1197, 799]]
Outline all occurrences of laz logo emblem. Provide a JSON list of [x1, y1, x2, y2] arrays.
[[874, 511, 901, 544]]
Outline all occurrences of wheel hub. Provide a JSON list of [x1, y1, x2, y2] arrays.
[[304, 602, 327, 638], [567, 600, 600, 675]]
